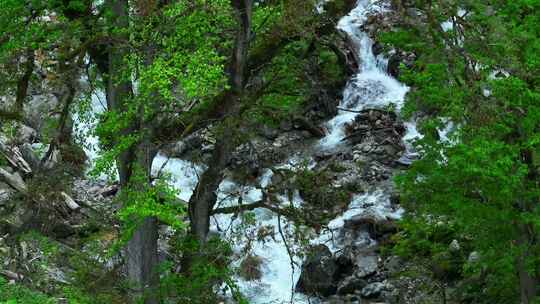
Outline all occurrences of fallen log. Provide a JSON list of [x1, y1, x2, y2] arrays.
[[0, 168, 27, 194], [0, 270, 23, 281], [61, 192, 80, 211], [0, 141, 32, 174]]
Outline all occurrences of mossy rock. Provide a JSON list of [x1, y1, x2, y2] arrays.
[[294, 169, 350, 225], [431, 251, 463, 282]]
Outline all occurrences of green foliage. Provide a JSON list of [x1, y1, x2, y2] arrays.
[[252, 41, 311, 123], [379, 0, 540, 302], [161, 235, 247, 304], [133, 0, 232, 102], [0, 277, 55, 304], [108, 169, 187, 256], [118, 172, 185, 231], [246, 39, 345, 126], [392, 217, 459, 259], [0, 1, 350, 303], [317, 46, 345, 85], [65, 249, 125, 304]]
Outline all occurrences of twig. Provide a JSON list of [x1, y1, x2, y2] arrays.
[[336, 107, 364, 113], [155, 155, 171, 180], [277, 213, 296, 304]]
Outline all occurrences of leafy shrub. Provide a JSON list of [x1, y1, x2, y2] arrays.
[[0, 277, 55, 304]]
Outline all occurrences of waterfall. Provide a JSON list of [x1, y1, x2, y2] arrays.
[[230, 1, 419, 303], [319, 0, 411, 150], [75, 1, 420, 303]]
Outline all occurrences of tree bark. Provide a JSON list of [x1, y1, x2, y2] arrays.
[[230, 0, 253, 92], [126, 128, 159, 304], [126, 216, 159, 304], [15, 49, 35, 113], [104, 1, 160, 303], [517, 223, 538, 304], [188, 126, 235, 244], [108, 0, 136, 185]]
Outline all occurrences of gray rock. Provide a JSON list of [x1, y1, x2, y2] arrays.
[[468, 251, 480, 264], [260, 125, 279, 140], [355, 254, 379, 278], [19, 143, 40, 170], [387, 54, 401, 78], [15, 124, 37, 144], [361, 282, 385, 298], [296, 244, 338, 296], [0, 182, 13, 203], [406, 8, 422, 18], [279, 120, 293, 131], [337, 275, 367, 295], [383, 145, 398, 156], [344, 214, 397, 238], [322, 296, 345, 304], [384, 256, 403, 273], [0, 168, 27, 194], [449, 239, 460, 252]]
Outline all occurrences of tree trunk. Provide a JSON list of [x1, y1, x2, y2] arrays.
[[188, 127, 235, 244], [517, 223, 538, 304], [126, 216, 159, 304], [518, 261, 537, 304], [187, 1, 253, 245], [105, 1, 160, 303], [108, 0, 136, 185], [230, 0, 253, 92], [15, 49, 35, 113], [125, 136, 159, 303]]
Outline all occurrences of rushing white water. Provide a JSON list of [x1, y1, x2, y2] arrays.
[[151, 153, 205, 201], [319, 0, 410, 150], [212, 176, 310, 304], [228, 1, 416, 302], [162, 0, 419, 304], [316, 190, 404, 252], [441, 9, 467, 32], [74, 89, 106, 163]]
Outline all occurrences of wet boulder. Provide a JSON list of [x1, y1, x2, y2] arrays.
[[344, 214, 398, 239], [361, 282, 385, 298], [13, 124, 38, 145], [296, 245, 339, 296], [344, 109, 406, 165], [337, 274, 368, 295], [355, 253, 379, 279], [335, 246, 379, 285]]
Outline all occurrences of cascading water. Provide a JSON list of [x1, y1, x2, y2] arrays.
[[225, 1, 418, 302], [76, 1, 420, 303], [319, 0, 411, 150]]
